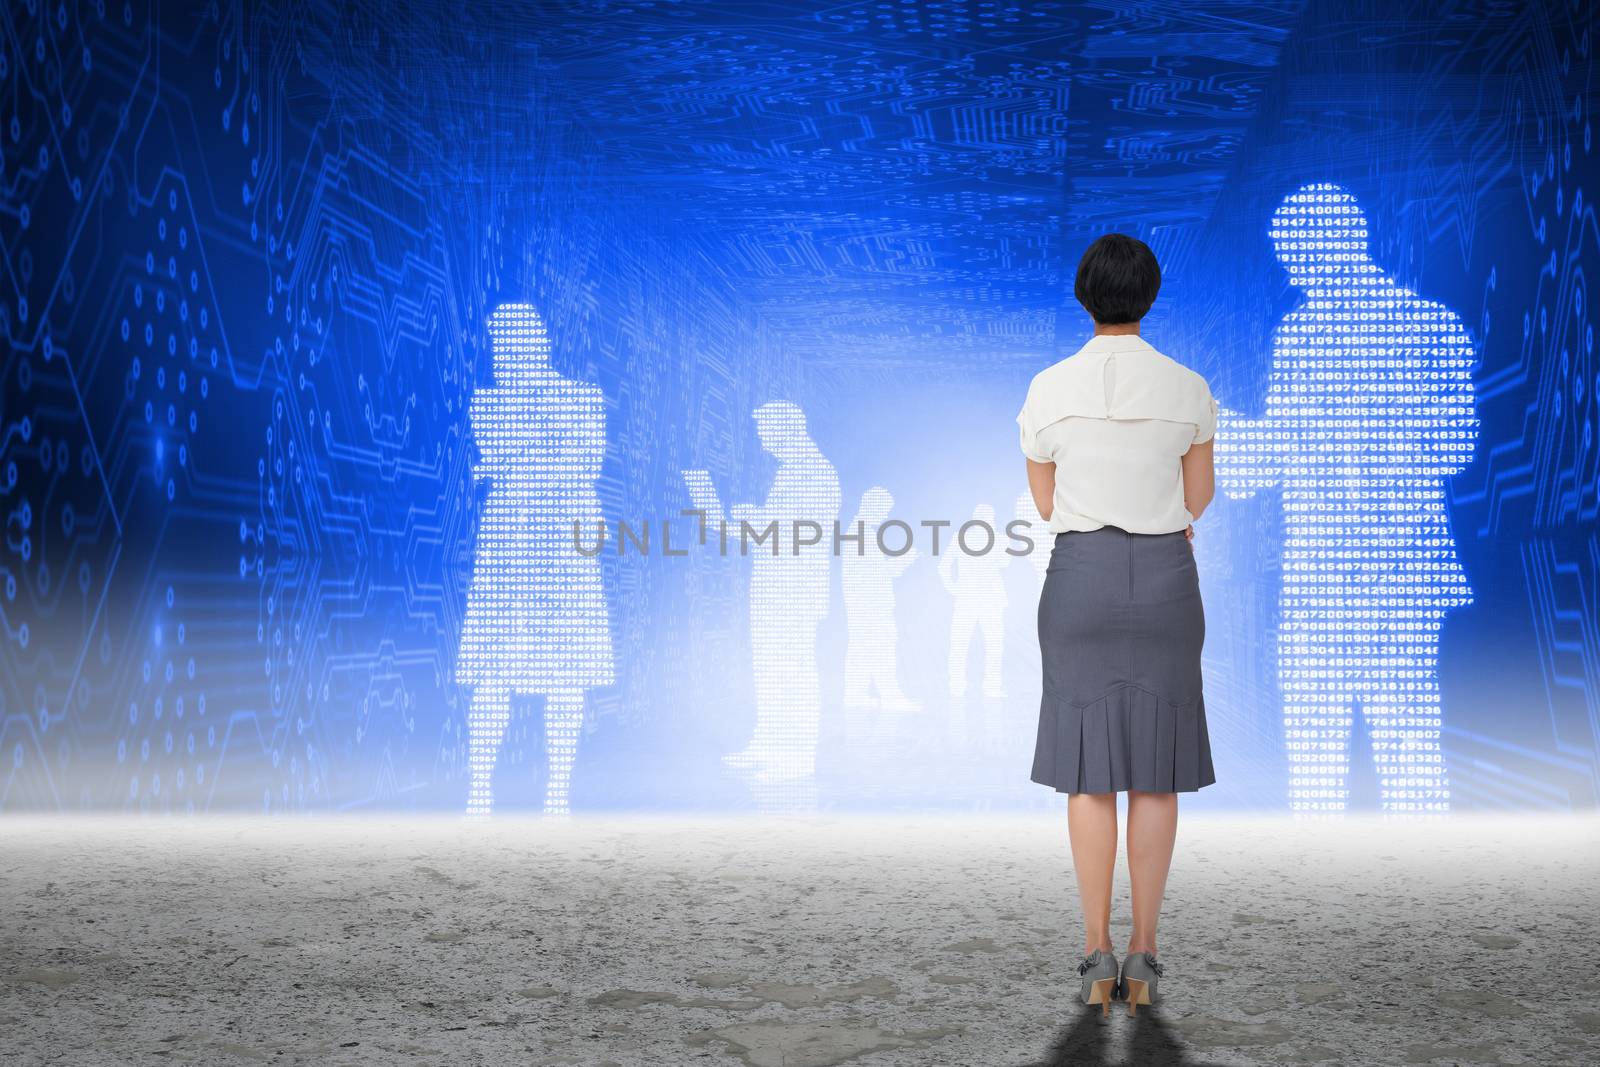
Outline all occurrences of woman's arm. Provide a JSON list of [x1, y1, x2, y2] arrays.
[[1025, 459, 1055, 523], [1180, 438, 1215, 523]]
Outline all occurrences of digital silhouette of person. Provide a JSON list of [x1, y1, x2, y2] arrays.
[[939, 502, 1010, 744], [457, 304, 615, 818], [683, 401, 840, 792], [1214, 181, 1478, 817], [842, 486, 921, 744]]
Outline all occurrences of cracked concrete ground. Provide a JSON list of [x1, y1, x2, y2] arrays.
[[2, 813, 1597, 1066]]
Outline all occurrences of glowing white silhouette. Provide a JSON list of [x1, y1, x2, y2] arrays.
[[940, 503, 1009, 745], [1215, 182, 1478, 817], [683, 401, 840, 802], [842, 487, 921, 744], [457, 304, 614, 817]]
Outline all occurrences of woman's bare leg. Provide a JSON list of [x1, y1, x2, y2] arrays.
[[1125, 789, 1178, 955], [1067, 792, 1118, 955]]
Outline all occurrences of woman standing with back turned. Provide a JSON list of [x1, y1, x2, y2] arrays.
[[1016, 234, 1219, 1017]]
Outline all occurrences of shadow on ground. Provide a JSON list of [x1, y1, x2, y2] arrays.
[[1028, 1005, 1225, 1067]]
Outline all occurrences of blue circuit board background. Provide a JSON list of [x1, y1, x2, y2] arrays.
[[1, 0, 1595, 813]]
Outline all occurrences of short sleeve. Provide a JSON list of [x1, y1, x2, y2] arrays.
[[1017, 404, 1053, 463], [1192, 388, 1218, 445]]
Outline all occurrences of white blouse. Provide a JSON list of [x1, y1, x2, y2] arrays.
[[1016, 333, 1217, 535]]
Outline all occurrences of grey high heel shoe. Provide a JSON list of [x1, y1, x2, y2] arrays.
[[1120, 951, 1164, 1016], [1076, 949, 1120, 1015]]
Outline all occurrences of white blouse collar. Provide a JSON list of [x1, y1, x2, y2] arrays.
[[1076, 332, 1154, 354]]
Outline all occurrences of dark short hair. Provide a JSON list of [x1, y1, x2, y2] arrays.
[[1074, 234, 1161, 324]]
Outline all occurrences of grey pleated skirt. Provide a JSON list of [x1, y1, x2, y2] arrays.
[[1031, 525, 1216, 795]]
